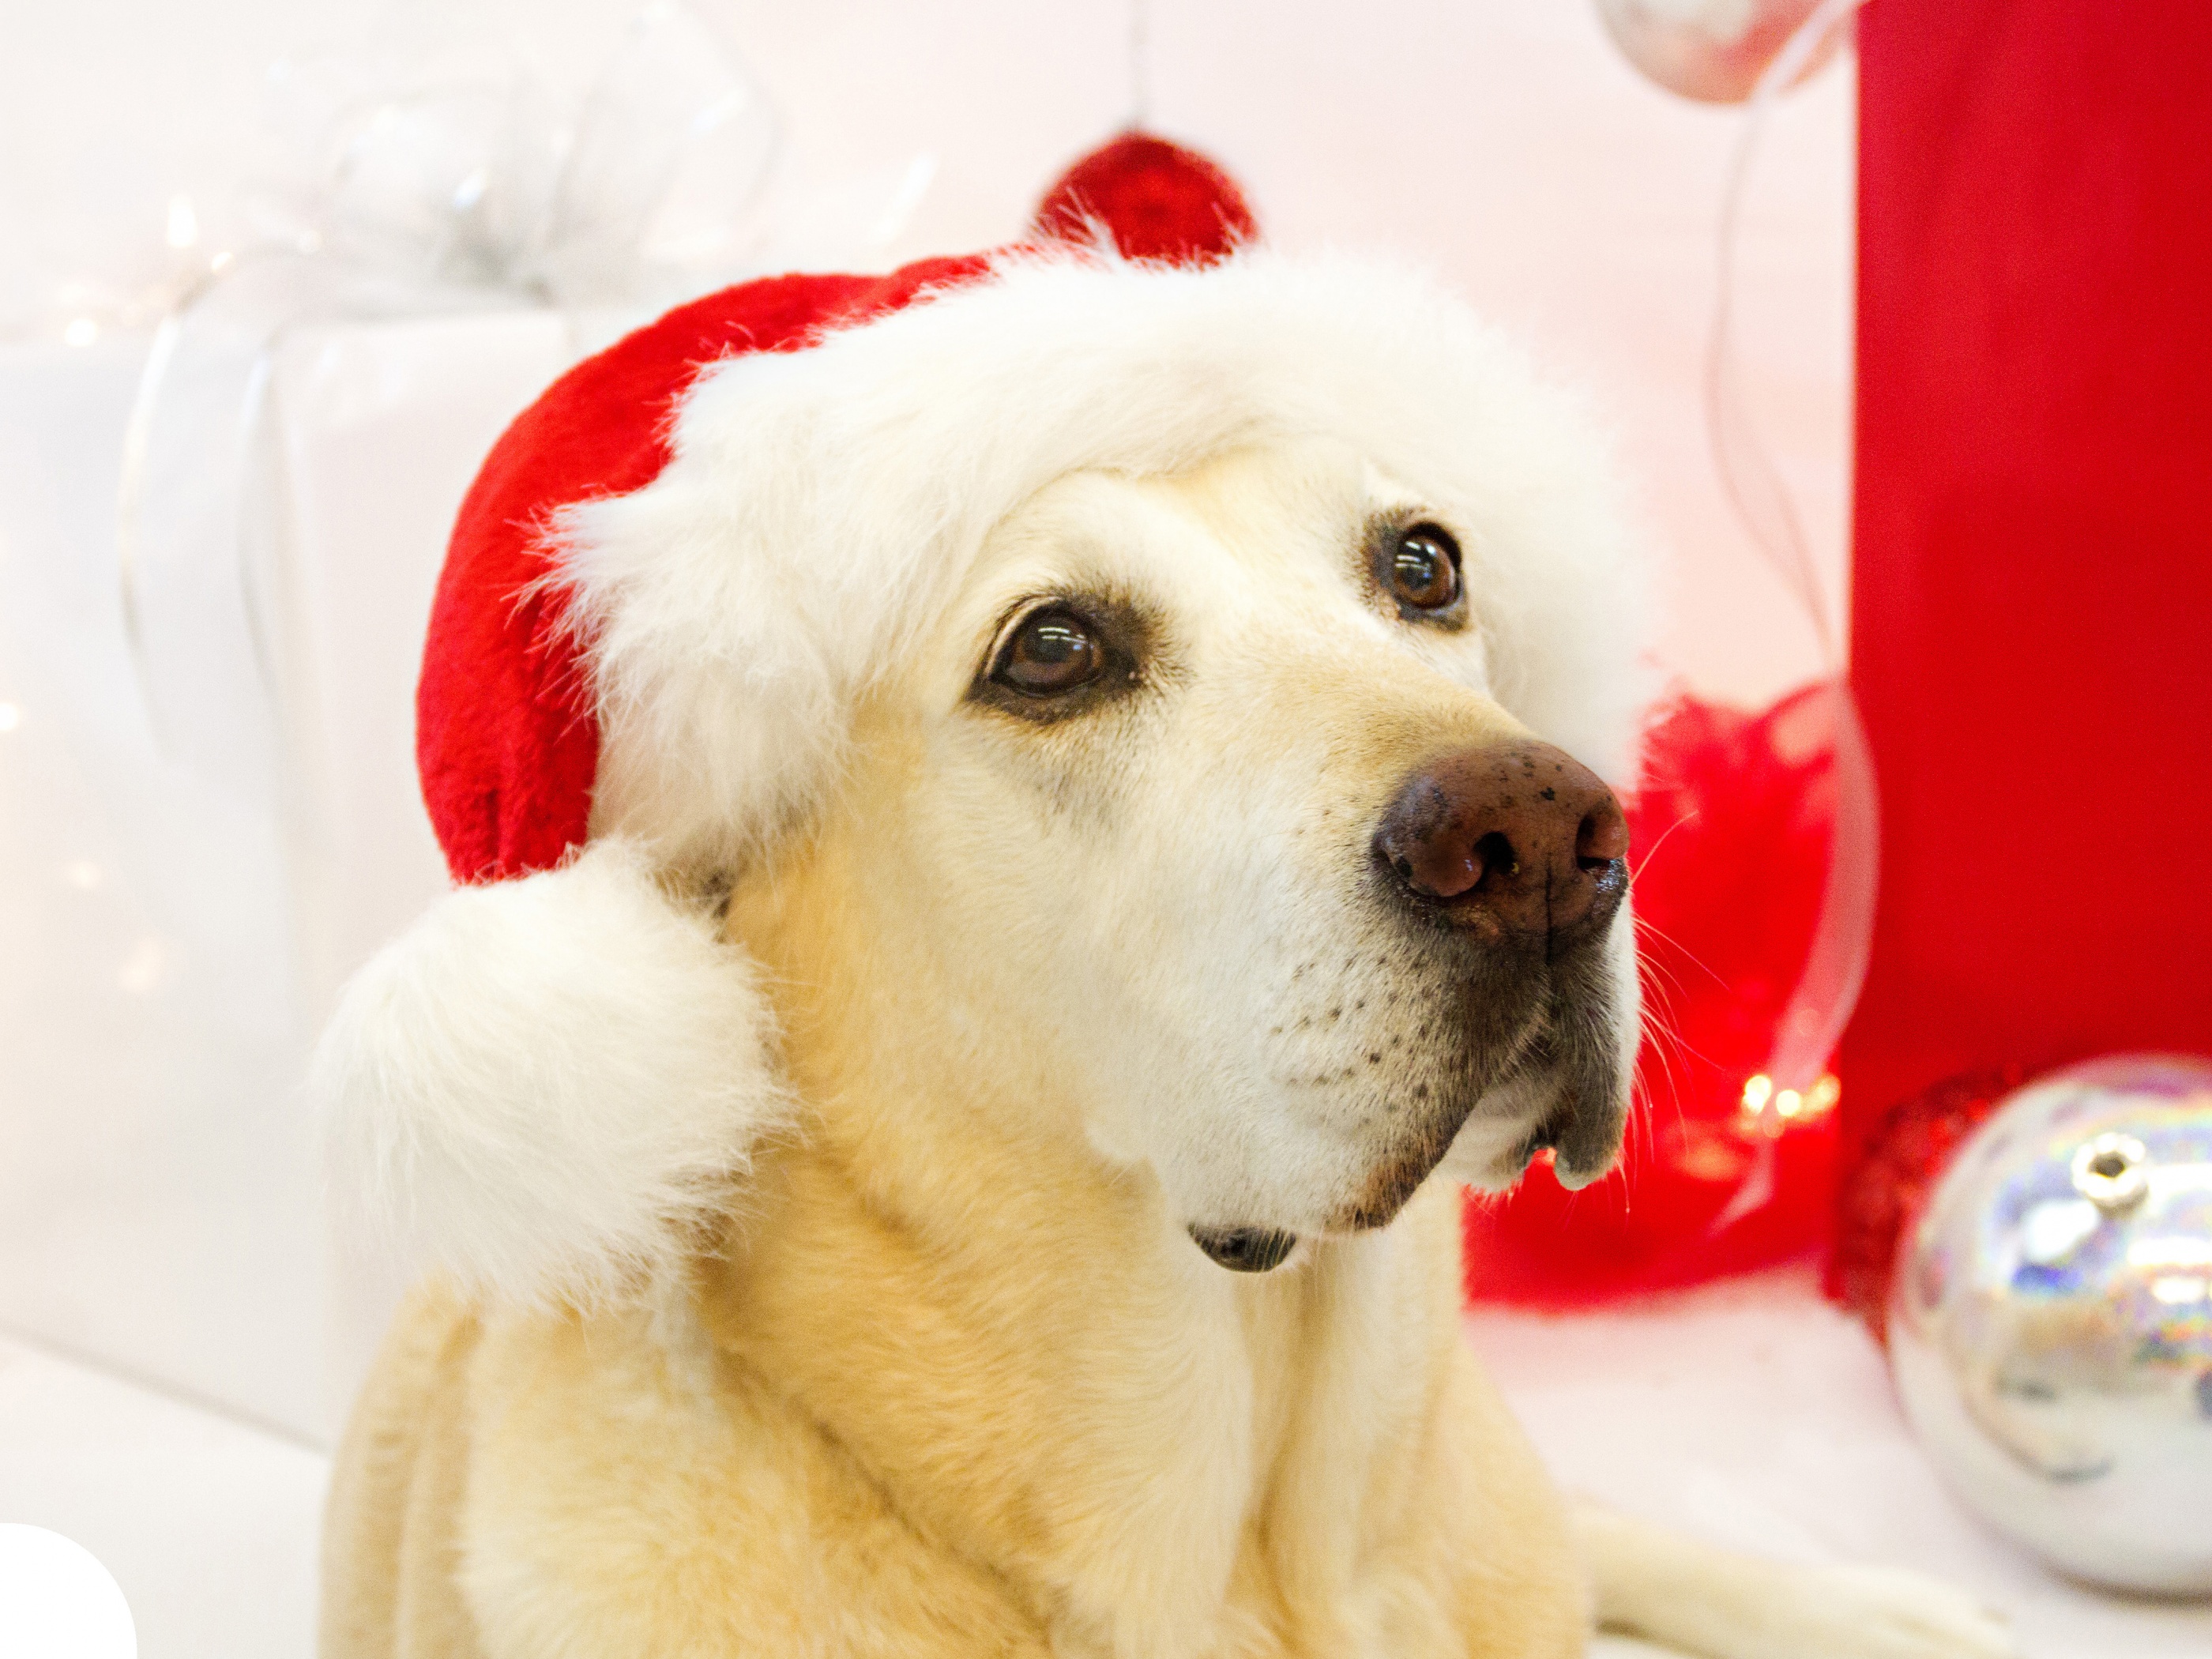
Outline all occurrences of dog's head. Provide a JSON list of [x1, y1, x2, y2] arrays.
[[823, 437, 1640, 1266], [322, 249, 1654, 1304]]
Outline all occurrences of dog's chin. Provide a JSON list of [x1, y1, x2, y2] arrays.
[[1431, 1065, 1627, 1196], [1173, 980, 1632, 1270], [1172, 1063, 1631, 1275], [1183, 1084, 1627, 1273]]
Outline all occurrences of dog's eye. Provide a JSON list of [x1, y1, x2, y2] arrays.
[[1389, 525, 1462, 611], [993, 608, 1104, 696]]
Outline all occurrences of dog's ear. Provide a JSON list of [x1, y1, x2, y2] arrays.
[[311, 838, 789, 1309]]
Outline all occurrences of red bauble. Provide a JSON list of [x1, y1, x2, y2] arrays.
[[1032, 131, 1257, 265], [1462, 685, 1847, 1305]]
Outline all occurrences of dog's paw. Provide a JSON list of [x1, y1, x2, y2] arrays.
[[1764, 1561, 2015, 1659], [1580, 1503, 2016, 1659]]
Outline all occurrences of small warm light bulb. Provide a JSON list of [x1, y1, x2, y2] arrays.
[[1737, 1070, 1841, 1134], [0, 702, 21, 732], [118, 937, 166, 995], [62, 318, 97, 347]]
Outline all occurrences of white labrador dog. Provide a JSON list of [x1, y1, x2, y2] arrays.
[[318, 251, 2013, 1659]]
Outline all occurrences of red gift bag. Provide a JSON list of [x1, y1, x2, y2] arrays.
[[1839, 0, 2212, 1222]]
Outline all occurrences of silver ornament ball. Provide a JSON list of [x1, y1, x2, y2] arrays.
[[1593, 0, 1850, 104], [1890, 1055, 2212, 1595]]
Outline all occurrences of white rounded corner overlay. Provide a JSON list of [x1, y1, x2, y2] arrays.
[[0, 1525, 137, 1659]]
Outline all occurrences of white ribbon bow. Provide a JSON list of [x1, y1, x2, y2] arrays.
[[115, 0, 917, 808]]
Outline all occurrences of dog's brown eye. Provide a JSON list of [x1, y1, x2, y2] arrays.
[[995, 608, 1104, 696], [1390, 525, 1462, 611]]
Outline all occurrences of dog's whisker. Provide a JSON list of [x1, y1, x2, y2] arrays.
[[1632, 916, 1730, 991], [1625, 807, 1699, 883]]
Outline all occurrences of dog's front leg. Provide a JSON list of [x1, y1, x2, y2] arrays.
[[1574, 1504, 2015, 1659]]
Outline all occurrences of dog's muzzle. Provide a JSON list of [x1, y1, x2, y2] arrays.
[[1345, 738, 1634, 1215]]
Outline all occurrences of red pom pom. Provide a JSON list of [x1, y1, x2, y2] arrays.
[[1826, 1066, 2023, 1342], [1033, 131, 1258, 265], [1462, 685, 1847, 1305]]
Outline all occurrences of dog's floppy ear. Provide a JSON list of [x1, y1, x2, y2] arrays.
[[313, 840, 788, 1308]]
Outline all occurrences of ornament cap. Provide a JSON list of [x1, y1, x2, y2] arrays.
[[2071, 1130, 2151, 1215]]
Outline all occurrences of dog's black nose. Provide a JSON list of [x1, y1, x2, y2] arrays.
[[1372, 742, 1628, 940]]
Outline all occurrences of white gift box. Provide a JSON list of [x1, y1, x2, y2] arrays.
[[269, 310, 611, 1030], [0, 310, 591, 1442]]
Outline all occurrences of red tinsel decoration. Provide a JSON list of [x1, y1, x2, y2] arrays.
[[1826, 1066, 2022, 1342], [1462, 684, 1846, 1305]]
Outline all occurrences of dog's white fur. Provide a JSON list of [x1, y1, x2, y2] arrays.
[[317, 252, 2013, 1658]]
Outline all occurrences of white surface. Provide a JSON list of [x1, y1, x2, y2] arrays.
[[1469, 1266, 2212, 1659], [0, 1334, 325, 1659]]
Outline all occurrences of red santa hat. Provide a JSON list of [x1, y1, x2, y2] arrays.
[[314, 134, 1650, 1307], [425, 133, 1258, 890]]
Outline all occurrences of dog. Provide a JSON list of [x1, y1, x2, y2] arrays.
[[314, 237, 2013, 1657]]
